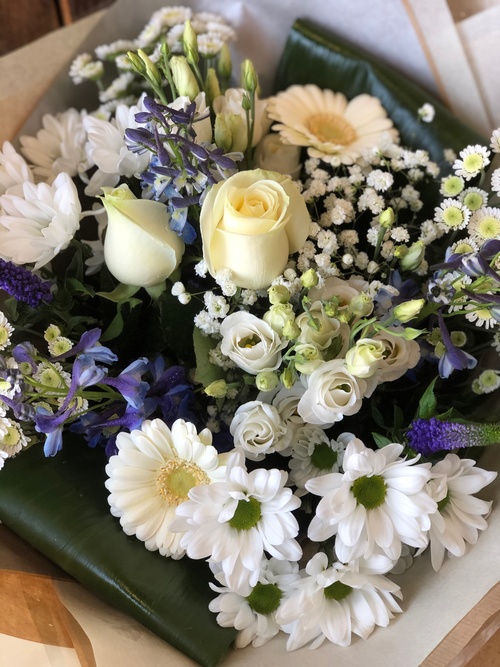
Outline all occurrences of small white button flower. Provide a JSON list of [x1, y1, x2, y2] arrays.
[[453, 144, 490, 180], [418, 103, 435, 123]]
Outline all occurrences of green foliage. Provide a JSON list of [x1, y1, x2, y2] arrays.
[[193, 326, 224, 387]]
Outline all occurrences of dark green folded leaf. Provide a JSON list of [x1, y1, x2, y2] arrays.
[[0, 440, 236, 667]]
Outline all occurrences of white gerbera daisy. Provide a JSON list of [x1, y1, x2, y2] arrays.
[[0, 142, 34, 196], [209, 557, 300, 648], [267, 85, 397, 165], [468, 206, 500, 242], [434, 198, 470, 230], [171, 450, 302, 595], [306, 436, 436, 562], [276, 552, 402, 649], [453, 144, 490, 180], [0, 173, 81, 269], [19, 109, 90, 182], [289, 426, 346, 495], [424, 454, 497, 571], [105, 418, 226, 559]]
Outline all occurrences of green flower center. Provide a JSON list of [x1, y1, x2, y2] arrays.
[[443, 176, 463, 196], [324, 580, 353, 601], [51, 338, 73, 356], [229, 497, 262, 530], [247, 583, 282, 614], [442, 206, 464, 228], [2, 425, 20, 447], [156, 459, 210, 506], [0, 326, 10, 347], [476, 216, 500, 239], [463, 153, 484, 173], [453, 241, 475, 254], [351, 474, 387, 509], [310, 442, 338, 471], [239, 335, 261, 349], [437, 491, 450, 512], [463, 192, 483, 211]]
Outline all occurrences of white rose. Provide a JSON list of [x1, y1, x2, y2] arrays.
[[254, 133, 302, 179], [297, 359, 367, 426], [213, 88, 270, 150], [101, 184, 184, 287], [230, 400, 289, 460], [219, 311, 287, 375], [374, 328, 421, 382], [200, 168, 310, 290], [345, 338, 386, 378]]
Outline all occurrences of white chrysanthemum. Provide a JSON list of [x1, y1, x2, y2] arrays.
[[0, 312, 14, 351], [0, 449, 7, 470], [267, 85, 397, 165], [83, 96, 150, 195], [434, 198, 470, 230], [0, 173, 81, 269], [171, 450, 302, 595], [475, 369, 500, 393], [0, 142, 34, 196], [0, 417, 29, 456], [490, 129, 500, 153], [453, 144, 490, 180], [209, 557, 300, 648], [468, 206, 500, 242], [94, 39, 137, 60], [306, 436, 436, 562], [464, 302, 497, 329], [20, 109, 90, 182], [276, 552, 402, 650], [459, 187, 488, 212], [289, 426, 346, 495], [423, 454, 497, 571], [33, 361, 71, 394], [105, 418, 226, 559], [69, 53, 104, 84]]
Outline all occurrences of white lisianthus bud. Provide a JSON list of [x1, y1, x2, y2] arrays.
[[101, 184, 184, 287], [300, 268, 319, 289], [350, 293, 374, 317], [255, 371, 280, 392], [268, 284, 291, 305], [379, 207, 395, 228], [205, 379, 228, 398], [217, 43, 232, 80], [345, 338, 385, 378], [294, 343, 323, 374], [170, 55, 199, 100], [263, 303, 296, 335], [393, 299, 425, 323], [398, 241, 425, 271], [213, 89, 270, 149]]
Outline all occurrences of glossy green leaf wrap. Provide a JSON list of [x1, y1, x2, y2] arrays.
[[0, 18, 488, 667]]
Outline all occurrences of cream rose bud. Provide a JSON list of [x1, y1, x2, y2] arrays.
[[297, 359, 368, 426], [374, 328, 421, 382], [200, 169, 310, 290], [213, 88, 270, 148], [219, 311, 288, 375], [254, 133, 302, 179], [101, 184, 184, 287], [345, 338, 386, 378], [230, 400, 290, 460]]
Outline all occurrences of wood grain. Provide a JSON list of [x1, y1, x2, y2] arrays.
[[0, 0, 61, 56]]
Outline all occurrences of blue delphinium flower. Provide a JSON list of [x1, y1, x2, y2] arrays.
[[437, 312, 477, 378], [0, 259, 53, 307], [50, 328, 118, 364], [407, 417, 500, 456]]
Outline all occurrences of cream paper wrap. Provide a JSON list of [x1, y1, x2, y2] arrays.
[[0, 1, 499, 665]]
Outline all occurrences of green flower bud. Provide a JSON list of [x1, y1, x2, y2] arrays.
[[214, 113, 246, 153], [263, 303, 295, 335], [268, 285, 290, 305], [217, 43, 232, 80], [205, 68, 221, 106], [450, 330, 467, 348], [393, 298, 425, 323], [350, 293, 373, 317], [204, 379, 228, 398], [379, 207, 395, 228], [282, 319, 301, 340], [300, 268, 319, 289], [169, 55, 199, 100], [182, 20, 199, 65], [137, 49, 163, 87], [402, 327, 426, 340], [126, 51, 146, 76], [241, 59, 258, 93], [323, 297, 340, 318], [398, 241, 425, 271], [280, 366, 296, 389], [255, 371, 279, 392], [294, 343, 323, 374]]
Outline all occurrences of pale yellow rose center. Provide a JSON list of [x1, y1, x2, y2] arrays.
[[234, 186, 279, 219], [307, 113, 357, 146], [156, 459, 210, 506]]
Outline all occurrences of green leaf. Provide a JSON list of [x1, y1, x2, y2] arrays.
[[417, 377, 438, 419], [65, 278, 95, 297], [97, 283, 141, 303], [0, 440, 236, 667], [193, 327, 224, 387], [372, 432, 392, 448], [371, 402, 386, 429], [100, 299, 142, 342]]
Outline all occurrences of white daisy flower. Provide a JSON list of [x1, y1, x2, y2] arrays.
[[453, 144, 490, 180], [19, 108, 90, 182], [468, 206, 500, 242], [489, 129, 500, 153], [449, 237, 479, 255], [465, 303, 497, 329], [276, 552, 402, 649], [0, 173, 81, 269], [69, 53, 104, 85], [306, 436, 436, 562], [475, 369, 500, 393], [0, 417, 29, 456], [289, 426, 346, 495], [105, 418, 226, 559], [0, 313, 14, 351], [459, 187, 488, 211], [267, 85, 397, 166], [0, 142, 34, 196], [434, 198, 470, 230], [0, 449, 8, 470], [439, 175, 464, 198], [171, 450, 302, 595], [424, 454, 497, 571], [33, 361, 71, 394], [47, 336, 73, 357], [209, 557, 300, 648], [94, 39, 137, 61]]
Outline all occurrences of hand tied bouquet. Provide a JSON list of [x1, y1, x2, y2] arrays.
[[0, 3, 499, 662]]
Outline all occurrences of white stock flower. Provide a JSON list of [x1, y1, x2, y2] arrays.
[[0, 142, 34, 196], [230, 400, 290, 461], [105, 418, 226, 559], [424, 454, 497, 571], [220, 312, 288, 375], [171, 451, 302, 595], [0, 173, 81, 268], [297, 360, 369, 426], [276, 552, 402, 649], [373, 328, 421, 382], [20, 109, 90, 182], [306, 436, 436, 562]]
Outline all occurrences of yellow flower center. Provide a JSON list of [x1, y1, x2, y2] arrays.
[[477, 216, 500, 239], [307, 113, 357, 146], [0, 326, 10, 347], [2, 425, 20, 447], [156, 458, 210, 506]]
